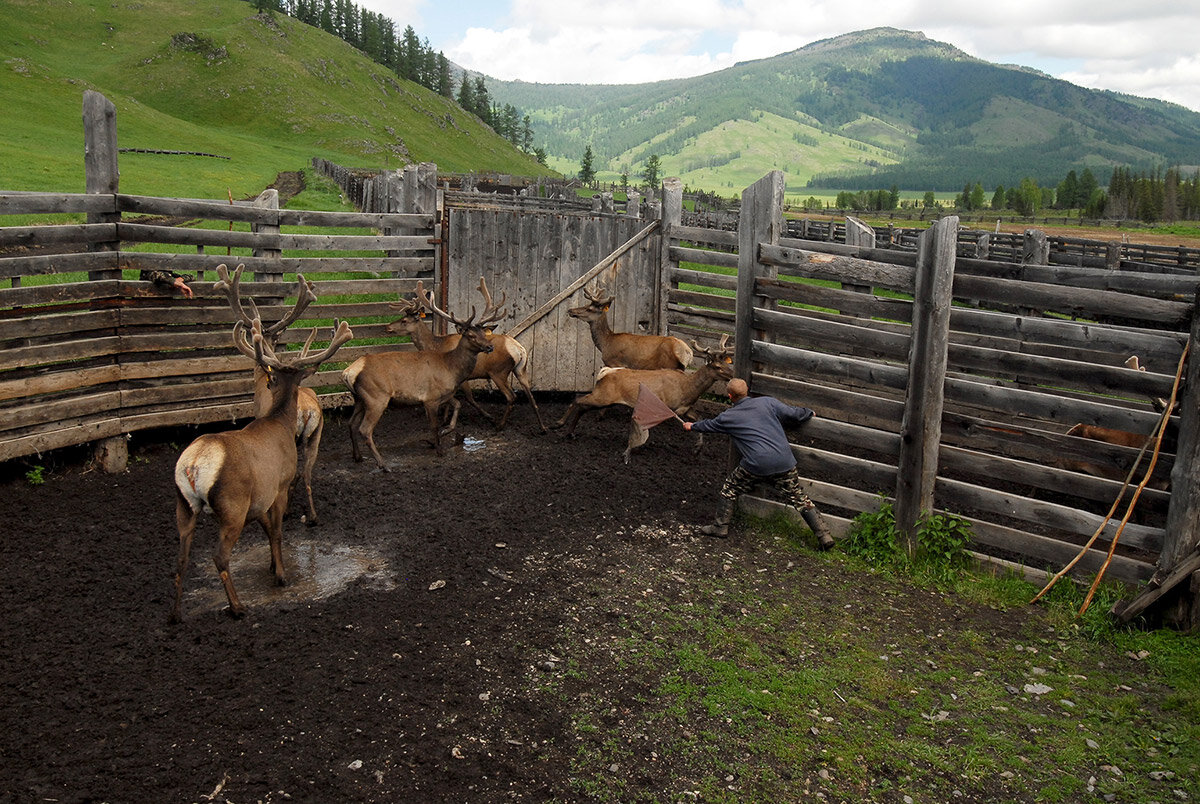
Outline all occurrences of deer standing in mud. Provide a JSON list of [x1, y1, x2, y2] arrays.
[[171, 277, 353, 622], [555, 334, 735, 463], [385, 277, 546, 432], [568, 283, 694, 370], [213, 263, 326, 524], [342, 282, 504, 469]]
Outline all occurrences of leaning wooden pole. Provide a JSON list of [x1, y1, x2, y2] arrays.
[[894, 216, 958, 553]]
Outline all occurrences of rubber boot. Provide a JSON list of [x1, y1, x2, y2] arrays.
[[801, 506, 835, 550], [700, 499, 735, 538]]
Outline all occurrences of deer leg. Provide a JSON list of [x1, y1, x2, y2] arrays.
[[213, 521, 248, 619], [515, 369, 547, 432], [493, 375, 516, 430], [559, 400, 600, 437], [459, 381, 497, 426], [357, 401, 391, 471], [170, 493, 199, 624], [623, 421, 652, 464], [261, 496, 288, 587], [298, 418, 322, 526], [347, 402, 365, 463]]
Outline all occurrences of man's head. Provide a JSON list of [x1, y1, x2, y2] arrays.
[[726, 377, 748, 402]]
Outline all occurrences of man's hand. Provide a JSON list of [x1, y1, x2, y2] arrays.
[[173, 276, 194, 299], [682, 421, 693, 431]]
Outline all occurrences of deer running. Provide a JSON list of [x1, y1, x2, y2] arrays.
[[385, 276, 546, 432], [214, 263, 326, 524], [568, 283, 694, 370], [555, 334, 734, 463], [171, 279, 352, 622], [342, 282, 504, 469]]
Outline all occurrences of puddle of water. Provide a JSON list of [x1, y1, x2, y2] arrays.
[[462, 436, 486, 452], [185, 537, 395, 615]]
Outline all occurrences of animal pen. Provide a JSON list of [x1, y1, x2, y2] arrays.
[[3, 92, 1200, 625]]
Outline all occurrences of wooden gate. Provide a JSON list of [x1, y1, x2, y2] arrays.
[[444, 206, 663, 392]]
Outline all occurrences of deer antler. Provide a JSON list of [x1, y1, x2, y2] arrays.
[[387, 292, 425, 318], [214, 263, 316, 341], [294, 319, 354, 368], [232, 318, 286, 369], [583, 283, 614, 306], [476, 276, 506, 329], [416, 280, 478, 330], [692, 333, 732, 361]]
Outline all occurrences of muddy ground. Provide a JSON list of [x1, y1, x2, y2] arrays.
[[0, 396, 728, 802], [0, 393, 1050, 803]]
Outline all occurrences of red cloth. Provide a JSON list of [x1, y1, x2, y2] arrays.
[[632, 383, 680, 428]]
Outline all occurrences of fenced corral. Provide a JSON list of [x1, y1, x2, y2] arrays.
[[662, 171, 1200, 621], [4, 93, 1200, 622]]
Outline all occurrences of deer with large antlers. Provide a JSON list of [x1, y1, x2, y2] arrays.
[[342, 282, 504, 469], [555, 334, 735, 463], [568, 283, 694, 370], [385, 277, 546, 433], [213, 263, 327, 524], [171, 280, 353, 622]]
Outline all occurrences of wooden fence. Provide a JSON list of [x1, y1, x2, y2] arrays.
[[4, 92, 1199, 614], [660, 171, 1200, 605]]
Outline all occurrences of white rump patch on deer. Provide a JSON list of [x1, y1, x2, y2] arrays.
[[175, 440, 225, 513]]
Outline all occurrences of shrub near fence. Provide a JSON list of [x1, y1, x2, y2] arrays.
[[662, 172, 1200, 603]]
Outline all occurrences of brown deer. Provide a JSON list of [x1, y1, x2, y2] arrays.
[[555, 334, 734, 463], [342, 282, 504, 469], [171, 288, 353, 622], [213, 263, 326, 525], [568, 283, 694, 370], [1057, 356, 1175, 489], [385, 277, 546, 432]]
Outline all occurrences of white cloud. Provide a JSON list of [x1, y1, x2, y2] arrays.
[[364, 0, 1200, 111]]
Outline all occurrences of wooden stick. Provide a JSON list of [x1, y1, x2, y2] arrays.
[[1078, 343, 1188, 615]]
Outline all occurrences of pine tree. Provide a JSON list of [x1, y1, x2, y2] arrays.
[[579, 145, 595, 185]]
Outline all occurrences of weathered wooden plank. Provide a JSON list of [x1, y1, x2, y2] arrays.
[[0, 192, 116, 216], [760, 243, 917, 293], [0, 251, 118, 280], [0, 223, 118, 249], [116, 222, 433, 253], [670, 245, 739, 270]]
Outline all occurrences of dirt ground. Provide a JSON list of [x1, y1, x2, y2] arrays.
[[0, 392, 1046, 803]]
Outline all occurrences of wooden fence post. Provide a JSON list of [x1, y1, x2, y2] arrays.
[[251, 189, 282, 306], [82, 91, 126, 472], [734, 171, 784, 382], [894, 215, 959, 552], [658, 178, 682, 338], [843, 216, 875, 316], [1161, 291, 1200, 627], [82, 90, 120, 281]]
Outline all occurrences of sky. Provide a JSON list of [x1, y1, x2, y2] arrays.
[[354, 0, 1200, 114]]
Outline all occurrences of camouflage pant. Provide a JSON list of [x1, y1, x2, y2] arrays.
[[717, 465, 815, 511]]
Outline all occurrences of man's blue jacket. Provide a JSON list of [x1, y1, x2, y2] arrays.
[[690, 396, 814, 476]]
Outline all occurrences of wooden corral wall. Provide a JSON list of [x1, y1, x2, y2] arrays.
[[0, 92, 442, 466], [662, 171, 1200, 592]]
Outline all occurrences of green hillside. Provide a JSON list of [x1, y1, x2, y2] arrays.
[[491, 28, 1200, 195], [0, 0, 553, 200]]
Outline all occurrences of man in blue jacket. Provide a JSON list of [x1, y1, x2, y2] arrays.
[[684, 378, 835, 548]]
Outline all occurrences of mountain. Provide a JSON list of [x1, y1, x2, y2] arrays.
[[489, 28, 1200, 195], [0, 0, 551, 200]]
